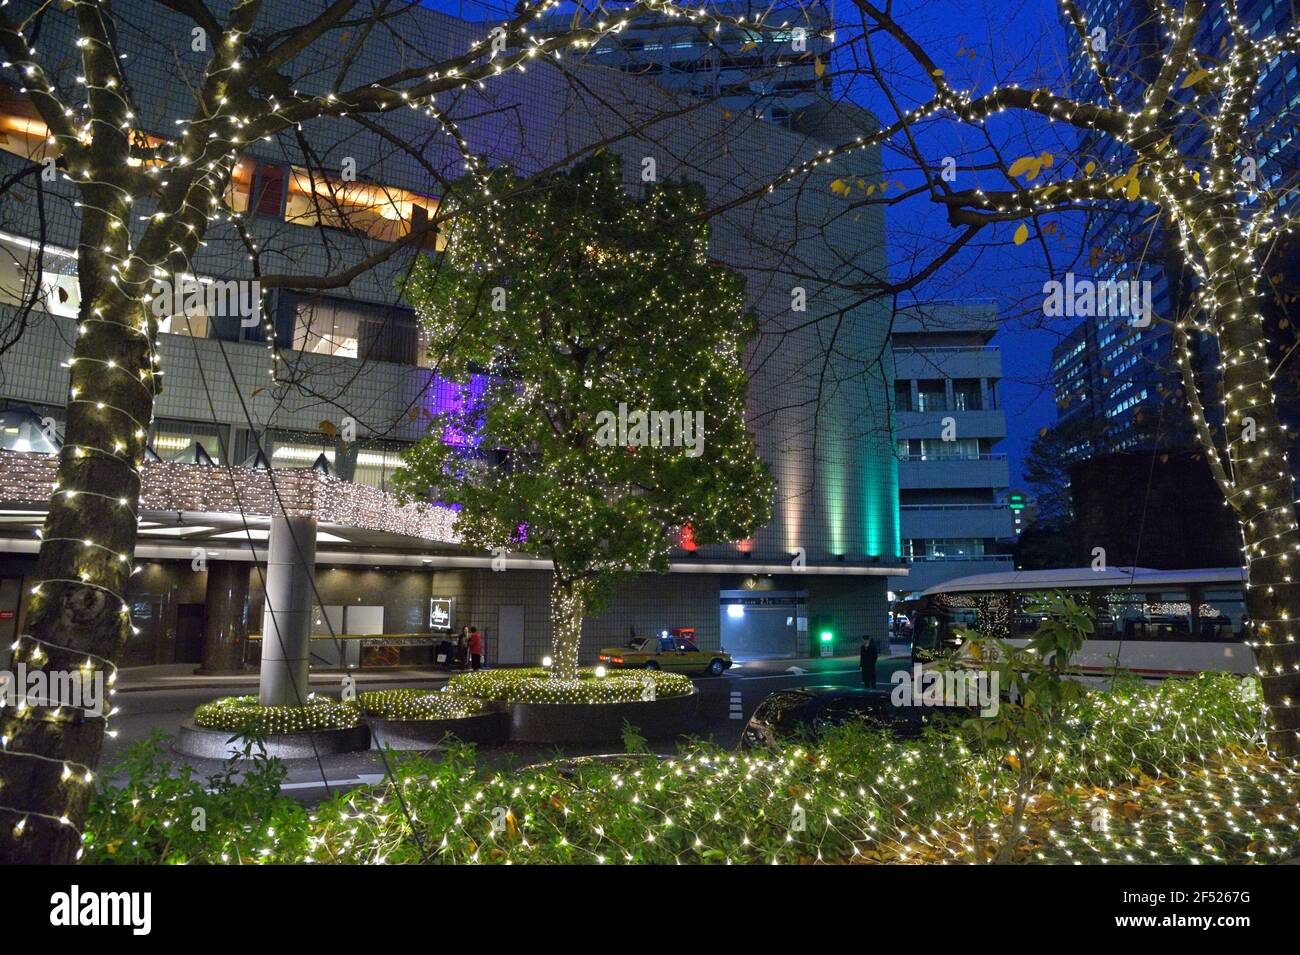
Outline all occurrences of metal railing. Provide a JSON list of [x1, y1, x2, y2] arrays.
[[898, 453, 1008, 462], [893, 345, 1000, 355], [899, 503, 1010, 511], [902, 553, 1015, 563]]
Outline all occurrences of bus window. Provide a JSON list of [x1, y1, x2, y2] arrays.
[[1198, 587, 1246, 642], [913, 613, 943, 652]]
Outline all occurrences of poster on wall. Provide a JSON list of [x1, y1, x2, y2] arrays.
[[430, 597, 454, 632]]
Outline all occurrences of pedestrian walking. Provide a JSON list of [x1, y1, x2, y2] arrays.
[[860, 636, 879, 687], [468, 626, 484, 671]]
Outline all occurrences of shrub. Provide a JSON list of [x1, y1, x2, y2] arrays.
[[83, 732, 310, 864], [194, 694, 360, 734], [445, 666, 693, 704], [359, 688, 491, 721], [87, 673, 1293, 864]]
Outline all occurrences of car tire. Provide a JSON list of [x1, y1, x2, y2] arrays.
[[644, 661, 660, 670], [707, 659, 725, 677]]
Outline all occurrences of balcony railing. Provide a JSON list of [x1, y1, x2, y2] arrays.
[[893, 345, 1000, 355], [902, 553, 1015, 563], [898, 453, 1007, 462], [899, 503, 1009, 511]]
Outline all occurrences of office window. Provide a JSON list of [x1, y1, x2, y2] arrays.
[[952, 379, 983, 411], [916, 379, 946, 412], [0, 233, 80, 320], [284, 166, 441, 247], [919, 438, 979, 459], [151, 419, 229, 464], [286, 293, 420, 364]]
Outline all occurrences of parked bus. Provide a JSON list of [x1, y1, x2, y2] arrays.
[[911, 567, 1253, 680]]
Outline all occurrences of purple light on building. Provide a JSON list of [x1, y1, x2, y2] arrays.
[[427, 373, 490, 448]]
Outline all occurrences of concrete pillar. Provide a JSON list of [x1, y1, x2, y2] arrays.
[[196, 561, 251, 674], [258, 515, 318, 707]]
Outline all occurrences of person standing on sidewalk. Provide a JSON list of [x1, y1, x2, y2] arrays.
[[860, 636, 879, 688], [468, 626, 484, 671], [454, 628, 470, 670]]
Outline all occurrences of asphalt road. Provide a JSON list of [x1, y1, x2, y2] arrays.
[[103, 650, 914, 802]]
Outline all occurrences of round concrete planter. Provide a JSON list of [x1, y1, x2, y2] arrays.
[[366, 710, 506, 750], [175, 719, 371, 760], [506, 689, 699, 743]]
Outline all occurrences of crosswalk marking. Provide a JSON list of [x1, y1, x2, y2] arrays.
[[729, 690, 744, 720]]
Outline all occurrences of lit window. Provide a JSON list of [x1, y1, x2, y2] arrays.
[[285, 167, 441, 246]]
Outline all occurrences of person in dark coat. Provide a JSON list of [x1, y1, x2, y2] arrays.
[[456, 626, 469, 669], [860, 637, 879, 687]]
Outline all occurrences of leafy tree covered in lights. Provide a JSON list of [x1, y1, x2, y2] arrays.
[[396, 154, 773, 680]]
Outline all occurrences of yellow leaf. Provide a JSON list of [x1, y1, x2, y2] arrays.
[[1125, 177, 1140, 200], [1038, 151, 1055, 169], [931, 68, 944, 77], [1013, 223, 1029, 245], [1084, 161, 1096, 174], [814, 57, 825, 78], [1181, 68, 1210, 89], [1008, 155, 1038, 177], [830, 178, 848, 196], [739, 41, 758, 52], [319, 419, 338, 437]]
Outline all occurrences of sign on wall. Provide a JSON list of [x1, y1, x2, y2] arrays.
[[430, 597, 454, 632]]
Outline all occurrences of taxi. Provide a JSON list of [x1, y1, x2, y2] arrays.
[[598, 629, 732, 677]]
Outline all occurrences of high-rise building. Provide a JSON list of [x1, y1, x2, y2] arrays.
[[1053, 0, 1299, 455], [889, 303, 1014, 596], [541, 0, 834, 127]]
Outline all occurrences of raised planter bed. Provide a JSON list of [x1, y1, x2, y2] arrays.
[[505, 689, 699, 743], [367, 709, 507, 749], [175, 719, 371, 760]]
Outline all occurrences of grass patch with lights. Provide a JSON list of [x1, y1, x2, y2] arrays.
[[193, 695, 361, 734], [90, 674, 1299, 865], [359, 689, 492, 721], [445, 666, 693, 705]]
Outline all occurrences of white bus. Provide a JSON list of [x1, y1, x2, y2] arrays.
[[910, 567, 1253, 680]]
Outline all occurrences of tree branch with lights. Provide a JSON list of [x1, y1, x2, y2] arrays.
[[842, 0, 1300, 756]]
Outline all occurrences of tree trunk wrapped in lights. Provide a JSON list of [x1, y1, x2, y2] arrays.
[[394, 155, 773, 682], [549, 574, 592, 682]]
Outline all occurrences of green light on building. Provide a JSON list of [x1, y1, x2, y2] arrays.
[[820, 630, 834, 643]]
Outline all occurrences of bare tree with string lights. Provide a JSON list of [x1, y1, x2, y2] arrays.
[[823, 0, 1300, 755]]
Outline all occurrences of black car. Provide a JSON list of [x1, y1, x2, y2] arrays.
[[739, 685, 965, 749]]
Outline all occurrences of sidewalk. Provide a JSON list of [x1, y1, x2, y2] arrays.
[[116, 663, 452, 694]]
